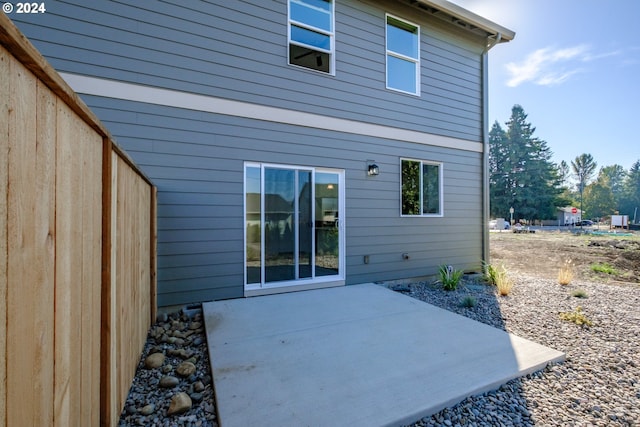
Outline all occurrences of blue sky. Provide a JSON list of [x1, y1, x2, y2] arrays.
[[454, 0, 640, 171]]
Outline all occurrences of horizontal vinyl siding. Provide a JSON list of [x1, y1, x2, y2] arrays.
[[12, 0, 486, 141], [79, 95, 483, 304]]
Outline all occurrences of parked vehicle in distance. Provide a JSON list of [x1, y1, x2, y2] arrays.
[[489, 219, 510, 230], [577, 220, 594, 226]]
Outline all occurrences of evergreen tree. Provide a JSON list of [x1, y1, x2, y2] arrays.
[[488, 121, 511, 219], [557, 160, 571, 188], [621, 160, 640, 220], [489, 105, 561, 221]]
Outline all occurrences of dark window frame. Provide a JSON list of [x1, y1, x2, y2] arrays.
[[401, 158, 443, 216]]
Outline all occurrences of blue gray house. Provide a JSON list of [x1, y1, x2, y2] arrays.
[[12, 0, 514, 306]]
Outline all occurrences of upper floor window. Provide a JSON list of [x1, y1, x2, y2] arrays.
[[401, 159, 442, 216], [386, 15, 420, 95], [288, 0, 334, 74]]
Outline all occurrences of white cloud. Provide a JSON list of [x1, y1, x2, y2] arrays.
[[581, 50, 622, 62], [535, 69, 583, 86], [505, 45, 617, 87]]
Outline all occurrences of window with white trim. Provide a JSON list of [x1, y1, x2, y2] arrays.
[[386, 15, 420, 95], [401, 159, 442, 216], [288, 0, 334, 74]]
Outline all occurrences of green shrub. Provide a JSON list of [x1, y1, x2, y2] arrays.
[[571, 289, 588, 298], [438, 264, 463, 291], [590, 262, 618, 275], [460, 296, 477, 308], [559, 306, 593, 327]]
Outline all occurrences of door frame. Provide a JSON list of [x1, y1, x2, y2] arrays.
[[243, 162, 345, 297]]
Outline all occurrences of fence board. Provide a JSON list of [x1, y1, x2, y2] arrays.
[[54, 99, 82, 426], [6, 47, 36, 427], [0, 45, 9, 427], [6, 51, 53, 427], [91, 135, 103, 427], [33, 79, 57, 426], [79, 118, 102, 426]]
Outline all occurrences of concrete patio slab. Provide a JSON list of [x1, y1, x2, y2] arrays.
[[203, 284, 564, 427]]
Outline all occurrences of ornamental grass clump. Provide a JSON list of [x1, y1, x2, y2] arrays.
[[483, 261, 499, 286], [492, 264, 513, 296], [558, 258, 574, 285], [438, 264, 463, 291], [460, 295, 477, 308], [559, 306, 593, 328]]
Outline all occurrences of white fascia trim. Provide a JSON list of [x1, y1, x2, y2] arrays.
[[61, 73, 482, 153]]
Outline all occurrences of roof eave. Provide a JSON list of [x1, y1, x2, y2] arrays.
[[414, 0, 515, 44]]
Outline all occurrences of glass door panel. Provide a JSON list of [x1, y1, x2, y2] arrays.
[[298, 170, 313, 279], [245, 166, 262, 284], [264, 168, 295, 283], [315, 172, 339, 277]]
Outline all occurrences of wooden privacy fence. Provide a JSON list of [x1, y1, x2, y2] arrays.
[[0, 15, 157, 427]]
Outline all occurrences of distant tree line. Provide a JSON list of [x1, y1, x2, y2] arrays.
[[489, 105, 640, 223]]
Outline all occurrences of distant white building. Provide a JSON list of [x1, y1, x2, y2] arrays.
[[557, 207, 582, 225]]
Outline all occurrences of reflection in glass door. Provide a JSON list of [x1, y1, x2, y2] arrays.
[[315, 172, 339, 277], [264, 168, 296, 282], [245, 164, 343, 291], [298, 170, 313, 279]]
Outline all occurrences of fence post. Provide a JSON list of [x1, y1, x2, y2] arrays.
[[100, 136, 114, 427], [150, 187, 158, 325]]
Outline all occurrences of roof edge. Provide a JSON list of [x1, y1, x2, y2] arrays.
[[414, 0, 515, 43]]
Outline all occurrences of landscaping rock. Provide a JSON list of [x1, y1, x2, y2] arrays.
[[118, 306, 217, 427], [176, 361, 197, 377], [139, 404, 155, 415], [189, 321, 202, 330], [167, 392, 192, 415], [159, 375, 180, 388], [144, 352, 165, 369]]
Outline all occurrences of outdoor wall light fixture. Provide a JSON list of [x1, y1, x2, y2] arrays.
[[367, 163, 379, 176]]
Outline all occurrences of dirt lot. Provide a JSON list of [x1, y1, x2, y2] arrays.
[[490, 229, 640, 284]]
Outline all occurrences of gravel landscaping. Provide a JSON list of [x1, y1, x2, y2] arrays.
[[400, 274, 640, 426], [118, 308, 218, 427], [119, 273, 639, 426]]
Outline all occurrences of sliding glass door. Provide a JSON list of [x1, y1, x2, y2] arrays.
[[245, 163, 344, 293]]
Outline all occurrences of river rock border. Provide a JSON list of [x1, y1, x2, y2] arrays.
[[118, 307, 218, 427]]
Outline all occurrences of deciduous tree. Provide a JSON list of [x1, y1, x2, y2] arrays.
[[584, 173, 615, 220], [599, 165, 626, 206], [571, 153, 597, 220]]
